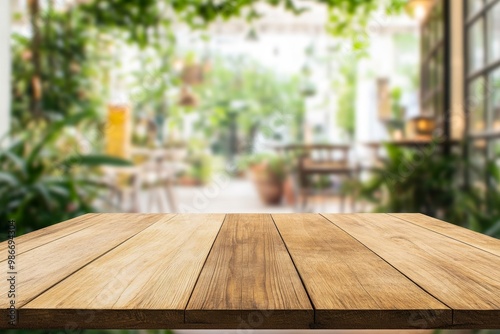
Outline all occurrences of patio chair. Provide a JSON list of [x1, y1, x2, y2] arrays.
[[278, 144, 359, 212]]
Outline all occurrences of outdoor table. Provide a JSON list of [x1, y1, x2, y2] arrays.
[[1, 213, 500, 330]]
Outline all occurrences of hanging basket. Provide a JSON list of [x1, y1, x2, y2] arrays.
[[178, 86, 198, 107], [181, 64, 204, 86]]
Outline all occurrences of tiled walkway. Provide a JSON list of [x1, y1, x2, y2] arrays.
[[140, 178, 354, 214]]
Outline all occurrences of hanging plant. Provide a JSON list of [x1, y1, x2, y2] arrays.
[[178, 85, 198, 107], [300, 80, 317, 97]]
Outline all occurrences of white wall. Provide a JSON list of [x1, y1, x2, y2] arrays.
[[0, 0, 11, 141]]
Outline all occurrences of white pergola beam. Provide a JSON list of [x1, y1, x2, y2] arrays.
[[0, 0, 11, 142]]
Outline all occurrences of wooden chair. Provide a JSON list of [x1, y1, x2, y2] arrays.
[[278, 144, 359, 212]]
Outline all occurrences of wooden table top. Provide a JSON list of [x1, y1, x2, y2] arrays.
[[2, 213, 500, 330]]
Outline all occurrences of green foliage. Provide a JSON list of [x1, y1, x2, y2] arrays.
[[335, 60, 357, 138], [182, 139, 213, 184], [194, 57, 305, 156], [361, 144, 457, 217], [360, 144, 500, 238], [7, 0, 406, 238], [239, 152, 288, 181], [453, 161, 500, 238], [11, 5, 105, 127], [390, 86, 404, 120], [326, 0, 406, 49], [81, 0, 406, 49], [0, 114, 131, 241]]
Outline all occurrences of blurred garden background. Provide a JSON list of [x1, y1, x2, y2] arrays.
[[1, 0, 500, 332]]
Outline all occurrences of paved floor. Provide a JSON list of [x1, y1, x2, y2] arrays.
[[139, 178, 354, 214]]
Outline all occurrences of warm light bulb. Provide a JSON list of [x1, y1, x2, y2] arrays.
[[414, 4, 426, 21]]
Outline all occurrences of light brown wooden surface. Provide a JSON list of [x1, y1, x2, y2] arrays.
[[272, 214, 451, 329], [2, 213, 500, 330], [0, 213, 98, 260], [0, 213, 163, 308], [22, 214, 224, 329], [186, 214, 313, 328], [390, 213, 500, 257], [322, 213, 500, 328]]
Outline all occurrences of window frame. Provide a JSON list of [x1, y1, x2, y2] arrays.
[[465, 0, 500, 139]]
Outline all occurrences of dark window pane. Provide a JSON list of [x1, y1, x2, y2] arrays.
[[436, 91, 444, 118], [424, 98, 434, 116], [489, 68, 500, 130], [430, 57, 436, 89], [487, 2, 500, 63], [434, 1, 444, 42], [437, 49, 443, 88], [468, 0, 484, 17], [469, 77, 486, 132], [468, 18, 485, 74]]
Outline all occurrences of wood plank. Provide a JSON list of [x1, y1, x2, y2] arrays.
[[19, 214, 224, 329], [186, 214, 313, 329], [0, 213, 164, 317], [390, 213, 500, 257], [0, 213, 98, 260], [272, 213, 451, 329], [322, 213, 500, 328]]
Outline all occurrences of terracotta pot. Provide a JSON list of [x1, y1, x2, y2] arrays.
[[249, 163, 284, 206], [282, 176, 296, 206], [177, 175, 200, 187]]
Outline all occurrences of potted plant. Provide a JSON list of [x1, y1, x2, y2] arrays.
[[242, 154, 287, 205], [163, 140, 188, 161], [177, 154, 212, 186]]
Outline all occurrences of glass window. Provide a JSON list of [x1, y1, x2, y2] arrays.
[[429, 57, 436, 89], [422, 25, 430, 55], [489, 69, 500, 130], [469, 77, 486, 132], [437, 49, 444, 90], [487, 139, 500, 164], [420, 0, 444, 120], [468, 0, 484, 17], [436, 91, 444, 118], [468, 18, 485, 74], [487, 2, 500, 63], [433, 2, 443, 42], [424, 100, 434, 117]]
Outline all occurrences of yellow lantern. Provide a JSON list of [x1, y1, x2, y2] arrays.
[[406, 115, 436, 139], [105, 103, 132, 159]]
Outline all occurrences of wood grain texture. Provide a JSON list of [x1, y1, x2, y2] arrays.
[[323, 213, 500, 328], [4, 213, 500, 329], [272, 213, 451, 329], [390, 213, 500, 257], [186, 214, 313, 329], [0, 213, 98, 260], [20, 214, 224, 329], [0, 213, 163, 312]]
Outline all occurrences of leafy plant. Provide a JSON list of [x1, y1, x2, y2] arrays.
[[335, 60, 358, 139], [0, 114, 131, 241], [239, 153, 288, 182], [359, 143, 500, 238], [390, 86, 404, 120], [360, 143, 459, 219], [452, 160, 500, 238], [11, 3, 106, 127], [193, 56, 305, 158]]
